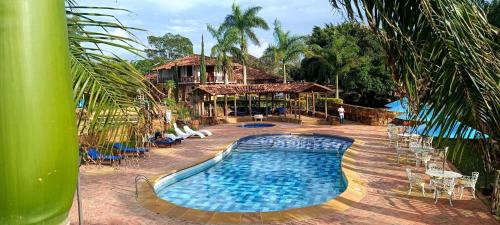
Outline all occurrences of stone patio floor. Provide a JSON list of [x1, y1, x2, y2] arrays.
[[69, 122, 498, 225]]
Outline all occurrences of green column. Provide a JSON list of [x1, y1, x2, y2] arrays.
[[0, 1, 78, 224]]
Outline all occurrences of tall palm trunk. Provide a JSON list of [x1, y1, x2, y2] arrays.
[[241, 42, 247, 85], [282, 63, 287, 83], [0, 1, 78, 224], [223, 67, 229, 84]]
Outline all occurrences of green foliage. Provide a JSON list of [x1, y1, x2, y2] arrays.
[[222, 3, 269, 84], [176, 106, 191, 121], [299, 23, 394, 106], [145, 33, 193, 62], [318, 97, 344, 104], [164, 97, 177, 110], [263, 20, 305, 83], [131, 59, 158, 74], [481, 0, 500, 28], [207, 25, 242, 84], [331, 0, 500, 170], [200, 35, 207, 84]]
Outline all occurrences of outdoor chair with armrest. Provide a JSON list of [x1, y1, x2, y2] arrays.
[[433, 177, 457, 206], [406, 168, 426, 196], [459, 172, 479, 199]]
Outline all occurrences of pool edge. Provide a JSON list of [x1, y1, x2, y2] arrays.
[[136, 134, 367, 224]]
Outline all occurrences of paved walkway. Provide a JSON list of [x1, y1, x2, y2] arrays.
[[69, 122, 497, 224]]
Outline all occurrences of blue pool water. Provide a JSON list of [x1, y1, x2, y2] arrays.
[[155, 134, 352, 212], [238, 123, 276, 128]]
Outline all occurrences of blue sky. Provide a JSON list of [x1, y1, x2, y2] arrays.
[[84, 0, 344, 60]]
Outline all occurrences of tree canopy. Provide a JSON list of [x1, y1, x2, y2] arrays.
[[222, 3, 269, 84], [131, 33, 193, 74], [263, 20, 305, 83], [297, 23, 394, 106], [146, 33, 193, 61]]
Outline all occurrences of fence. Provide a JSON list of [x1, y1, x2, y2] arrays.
[[329, 103, 397, 126]]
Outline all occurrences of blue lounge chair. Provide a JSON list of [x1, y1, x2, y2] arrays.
[[113, 143, 148, 154], [155, 138, 175, 147], [276, 107, 286, 115], [87, 148, 123, 165]]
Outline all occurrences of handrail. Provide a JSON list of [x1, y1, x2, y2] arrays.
[[135, 174, 155, 199]]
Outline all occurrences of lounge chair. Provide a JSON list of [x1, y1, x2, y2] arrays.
[[155, 138, 175, 147], [183, 125, 213, 136], [113, 143, 147, 154], [181, 125, 206, 138], [173, 123, 192, 139], [87, 148, 123, 165], [165, 133, 184, 143], [173, 123, 200, 138]]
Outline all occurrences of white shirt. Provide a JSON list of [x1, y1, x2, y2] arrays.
[[338, 107, 345, 116]]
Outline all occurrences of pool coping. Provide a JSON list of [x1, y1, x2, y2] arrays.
[[136, 132, 366, 224]]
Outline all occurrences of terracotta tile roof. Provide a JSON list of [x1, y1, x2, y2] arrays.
[[233, 66, 283, 83], [193, 83, 334, 95], [153, 54, 217, 70]]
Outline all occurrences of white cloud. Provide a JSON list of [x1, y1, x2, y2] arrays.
[[248, 41, 269, 58]]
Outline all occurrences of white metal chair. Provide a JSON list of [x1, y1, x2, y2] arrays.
[[396, 139, 414, 165], [405, 168, 426, 196], [459, 172, 479, 199], [433, 177, 457, 206]]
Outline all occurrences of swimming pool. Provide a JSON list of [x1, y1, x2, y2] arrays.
[[154, 134, 353, 212], [237, 123, 275, 128]]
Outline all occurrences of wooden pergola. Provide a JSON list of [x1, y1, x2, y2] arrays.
[[191, 82, 334, 120]]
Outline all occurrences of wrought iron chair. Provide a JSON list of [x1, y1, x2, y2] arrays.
[[406, 168, 426, 196], [433, 177, 457, 206], [459, 172, 479, 199]]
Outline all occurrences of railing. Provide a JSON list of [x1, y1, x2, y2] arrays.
[[330, 103, 397, 125], [135, 174, 156, 199]]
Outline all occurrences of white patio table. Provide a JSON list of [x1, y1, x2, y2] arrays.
[[425, 169, 462, 179]]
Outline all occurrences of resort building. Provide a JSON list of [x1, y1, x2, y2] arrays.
[[152, 54, 282, 101]]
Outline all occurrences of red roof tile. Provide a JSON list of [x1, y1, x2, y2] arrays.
[[193, 83, 334, 95], [153, 54, 217, 70]]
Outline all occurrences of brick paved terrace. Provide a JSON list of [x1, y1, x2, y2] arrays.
[[69, 122, 498, 225]]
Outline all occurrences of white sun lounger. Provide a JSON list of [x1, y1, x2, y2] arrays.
[[183, 125, 213, 136], [175, 123, 204, 138], [181, 125, 205, 138], [173, 123, 192, 139]]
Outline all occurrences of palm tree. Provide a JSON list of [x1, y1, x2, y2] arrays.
[[264, 20, 305, 83], [330, 0, 499, 168], [223, 3, 269, 84], [306, 34, 359, 98], [207, 25, 242, 84]]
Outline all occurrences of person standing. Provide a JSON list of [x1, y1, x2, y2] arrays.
[[338, 105, 345, 124]]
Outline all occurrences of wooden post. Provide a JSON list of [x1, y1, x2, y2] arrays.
[[224, 94, 228, 117], [306, 94, 309, 113], [294, 95, 298, 119], [298, 94, 301, 120], [271, 93, 275, 109], [258, 94, 261, 110], [249, 94, 253, 117], [312, 92, 316, 117], [324, 96, 328, 119], [234, 94, 237, 117], [283, 93, 287, 117], [265, 94, 269, 115], [208, 95, 212, 117], [201, 94, 205, 116], [213, 95, 217, 119]]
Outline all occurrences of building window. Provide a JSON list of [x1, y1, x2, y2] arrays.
[[186, 66, 193, 77]]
